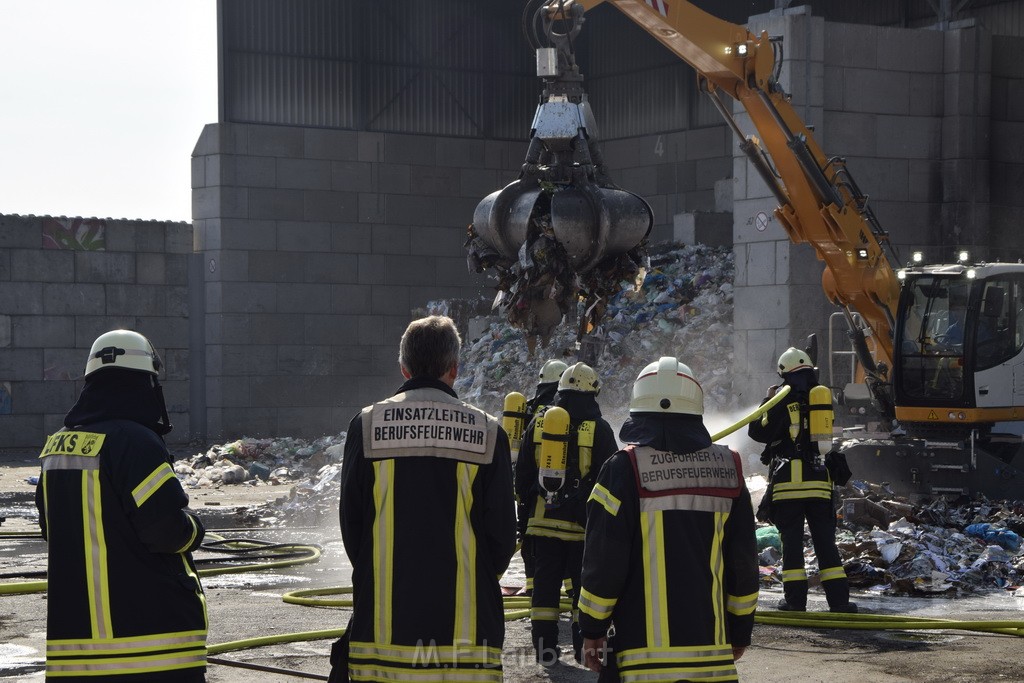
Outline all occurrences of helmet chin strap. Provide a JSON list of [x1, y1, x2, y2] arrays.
[[151, 375, 173, 436]]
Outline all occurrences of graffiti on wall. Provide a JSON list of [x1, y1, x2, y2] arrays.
[[42, 217, 106, 250]]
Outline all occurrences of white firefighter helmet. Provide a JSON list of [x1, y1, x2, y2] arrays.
[[629, 356, 703, 415], [777, 347, 813, 376], [85, 330, 162, 377], [538, 359, 568, 385], [558, 362, 600, 393]]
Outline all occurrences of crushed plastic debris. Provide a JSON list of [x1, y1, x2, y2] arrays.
[[173, 434, 346, 489], [757, 480, 1024, 595]]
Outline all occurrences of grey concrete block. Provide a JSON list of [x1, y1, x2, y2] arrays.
[[358, 375, 396, 407], [251, 375, 337, 407], [247, 312, 305, 344], [219, 219, 278, 251], [991, 121, 1024, 163], [600, 138, 640, 170], [877, 25, 943, 74], [376, 164, 411, 194], [842, 69, 910, 115], [788, 243, 825, 287], [358, 132, 385, 163], [305, 190, 358, 223], [409, 287, 470, 309], [681, 190, 714, 213], [305, 252, 359, 284], [332, 344, 374, 377], [306, 128, 360, 161], [870, 200, 938, 247], [220, 155, 277, 188], [371, 225, 411, 255], [372, 286, 411, 316], [672, 212, 732, 249], [824, 65, 844, 110], [12, 380, 76, 414], [947, 27, 992, 75], [822, 111, 876, 156], [460, 168, 501, 199], [167, 285, 188, 318], [434, 196, 479, 228], [205, 376, 251, 409], [842, 157, 909, 202], [161, 379, 190, 414], [744, 241, 777, 287], [384, 133, 436, 166], [206, 406, 276, 440], [695, 157, 731, 191], [278, 345, 333, 376], [192, 124, 229, 157], [908, 160, 943, 203], [192, 155, 206, 189], [278, 158, 331, 191], [654, 164, 677, 196], [220, 344, 276, 376], [685, 127, 728, 161], [824, 23, 877, 70], [359, 193, 386, 223], [331, 161, 375, 193], [382, 255, 434, 288], [75, 252, 135, 284], [357, 255, 386, 285], [484, 140, 513, 171], [220, 282, 277, 313], [73, 316, 138, 348], [248, 124, 304, 158], [168, 254, 190, 286], [875, 116, 940, 159], [434, 257, 476, 287], [0, 251, 10, 281], [942, 159, 989, 202], [206, 250, 249, 282], [0, 415, 44, 448], [205, 314, 250, 345], [305, 314, 360, 345], [909, 73, 943, 117], [278, 407, 335, 438], [134, 317, 189, 349], [278, 283, 332, 314], [42, 350, 80, 382], [39, 283, 101, 316], [0, 215, 41, 249], [162, 349, 189, 382], [0, 314, 8, 346], [104, 284, 165, 316], [942, 115, 990, 160], [193, 219, 219, 251], [193, 186, 249, 220], [102, 222, 136, 252], [410, 226, 463, 258], [382, 315, 413, 346], [331, 223, 372, 254], [0, 348, 43, 381], [386, 195, 435, 226], [733, 283, 788, 331], [10, 249, 73, 283], [248, 251, 306, 283], [714, 178, 733, 212], [620, 166, 657, 195], [436, 137, 487, 168], [250, 188, 305, 221], [11, 315, 74, 348], [358, 315, 384, 345], [410, 166, 460, 196], [1004, 79, 1024, 121], [129, 223, 164, 253], [331, 284, 372, 314]]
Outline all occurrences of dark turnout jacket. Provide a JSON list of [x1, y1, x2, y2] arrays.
[[339, 377, 517, 682], [579, 413, 759, 682], [35, 371, 206, 682]]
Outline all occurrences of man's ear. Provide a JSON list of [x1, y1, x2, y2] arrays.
[[400, 365, 411, 379]]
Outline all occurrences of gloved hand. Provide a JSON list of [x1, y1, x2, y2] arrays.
[[760, 451, 773, 466]]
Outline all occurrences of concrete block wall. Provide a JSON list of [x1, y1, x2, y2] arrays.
[[0, 214, 192, 448], [191, 123, 525, 440], [990, 34, 1024, 260]]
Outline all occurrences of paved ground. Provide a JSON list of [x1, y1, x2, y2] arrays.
[[3, 452, 1024, 682]]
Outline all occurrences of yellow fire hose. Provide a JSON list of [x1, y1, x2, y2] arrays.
[[710, 384, 791, 442]]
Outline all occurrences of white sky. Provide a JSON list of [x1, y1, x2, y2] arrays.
[[0, 2, 218, 223]]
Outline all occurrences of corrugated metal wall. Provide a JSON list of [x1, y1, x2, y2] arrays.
[[220, 0, 1024, 140]]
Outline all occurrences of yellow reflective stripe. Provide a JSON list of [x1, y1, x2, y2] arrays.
[[589, 483, 621, 516], [525, 577, 534, 590], [348, 663, 502, 682], [782, 569, 807, 582], [710, 511, 727, 645], [619, 665, 738, 682], [453, 462, 479, 645], [47, 630, 208, 653], [373, 460, 395, 644], [525, 526, 585, 542], [616, 644, 738, 679], [132, 462, 176, 507], [578, 587, 617, 620], [618, 644, 735, 662], [563, 577, 573, 592], [174, 514, 200, 554], [725, 591, 759, 616], [182, 553, 208, 629], [42, 471, 50, 534], [82, 471, 112, 639], [773, 481, 833, 492], [819, 566, 847, 582], [349, 641, 501, 666], [531, 607, 561, 621], [45, 650, 206, 676], [641, 511, 669, 648], [773, 489, 832, 501], [790, 458, 801, 483], [527, 515, 584, 532]]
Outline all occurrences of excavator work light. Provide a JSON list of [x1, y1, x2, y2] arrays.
[[856, 248, 869, 260], [897, 269, 906, 280], [958, 250, 970, 262], [967, 268, 977, 279], [912, 251, 924, 263]]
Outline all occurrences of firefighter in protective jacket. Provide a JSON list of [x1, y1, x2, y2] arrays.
[[579, 357, 758, 682], [748, 347, 857, 613], [35, 330, 207, 682], [334, 316, 517, 683], [515, 362, 617, 666]]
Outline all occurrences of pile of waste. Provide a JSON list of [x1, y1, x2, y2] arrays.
[[450, 242, 737, 422], [756, 480, 1024, 595], [174, 435, 346, 488]]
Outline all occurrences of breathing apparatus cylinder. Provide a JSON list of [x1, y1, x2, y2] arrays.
[[537, 406, 570, 505], [808, 385, 835, 456], [502, 392, 529, 465]]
